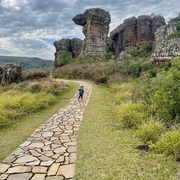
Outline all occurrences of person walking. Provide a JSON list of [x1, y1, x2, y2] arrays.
[[78, 86, 84, 102]]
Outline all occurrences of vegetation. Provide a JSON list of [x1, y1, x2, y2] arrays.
[[166, 13, 180, 40], [74, 82, 179, 179], [0, 81, 78, 162], [0, 78, 69, 126], [0, 56, 53, 70]]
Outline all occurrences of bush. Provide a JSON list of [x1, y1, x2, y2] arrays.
[[154, 130, 180, 160], [57, 52, 73, 66], [141, 61, 152, 72], [135, 119, 165, 144], [127, 62, 142, 77], [23, 70, 48, 80], [117, 102, 147, 128]]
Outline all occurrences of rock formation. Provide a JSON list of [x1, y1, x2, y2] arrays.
[[110, 15, 166, 56], [1, 64, 23, 85], [150, 24, 180, 64], [72, 8, 111, 58], [53, 38, 82, 67]]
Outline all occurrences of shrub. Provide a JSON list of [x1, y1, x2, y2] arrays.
[[127, 62, 142, 77], [117, 102, 147, 128], [57, 52, 73, 66], [154, 130, 180, 160], [23, 70, 48, 80], [135, 119, 165, 144], [103, 52, 113, 61], [141, 61, 152, 72]]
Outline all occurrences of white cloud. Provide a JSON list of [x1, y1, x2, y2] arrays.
[[0, 0, 179, 60]]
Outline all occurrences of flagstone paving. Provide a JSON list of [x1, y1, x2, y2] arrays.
[[0, 81, 92, 180]]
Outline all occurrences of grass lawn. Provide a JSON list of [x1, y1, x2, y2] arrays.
[[0, 81, 79, 162], [74, 83, 180, 180]]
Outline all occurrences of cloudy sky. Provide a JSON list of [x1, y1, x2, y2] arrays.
[[0, 0, 179, 60]]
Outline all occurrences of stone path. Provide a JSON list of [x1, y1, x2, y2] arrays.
[[0, 81, 92, 180]]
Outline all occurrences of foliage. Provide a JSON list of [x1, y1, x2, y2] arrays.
[[141, 61, 152, 72], [57, 52, 73, 66], [23, 69, 50, 80], [154, 129, 180, 160], [103, 52, 113, 61], [144, 58, 180, 122], [169, 13, 180, 31], [166, 31, 180, 40], [124, 41, 153, 58], [135, 118, 165, 144], [0, 78, 69, 126], [127, 62, 142, 77], [106, 44, 114, 52], [117, 102, 147, 128]]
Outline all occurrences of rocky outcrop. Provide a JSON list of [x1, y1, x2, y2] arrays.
[[72, 8, 111, 58], [150, 24, 180, 64], [53, 38, 82, 67], [1, 64, 23, 85], [110, 15, 166, 56]]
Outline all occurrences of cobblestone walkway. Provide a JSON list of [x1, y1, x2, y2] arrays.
[[0, 81, 92, 180]]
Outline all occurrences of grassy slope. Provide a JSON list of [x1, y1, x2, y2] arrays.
[[74, 83, 179, 180], [0, 82, 79, 162]]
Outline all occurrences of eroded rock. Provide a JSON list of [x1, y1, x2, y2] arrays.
[[72, 8, 111, 58]]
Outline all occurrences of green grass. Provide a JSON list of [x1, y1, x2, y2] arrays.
[[74, 83, 180, 180], [0, 81, 79, 162]]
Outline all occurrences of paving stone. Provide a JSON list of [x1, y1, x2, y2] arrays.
[[29, 150, 41, 157], [56, 156, 64, 163], [6, 166, 32, 174], [47, 163, 60, 176], [31, 174, 46, 180], [69, 153, 77, 163], [42, 132, 53, 138], [32, 166, 47, 173], [0, 173, 9, 180], [67, 146, 77, 153], [7, 173, 32, 180], [54, 147, 66, 154], [45, 176, 65, 180], [28, 142, 44, 148], [2, 156, 16, 163], [57, 164, 75, 179], [20, 141, 31, 148], [40, 160, 54, 166], [14, 155, 38, 163], [0, 163, 11, 173], [26, 161, 40, 166]]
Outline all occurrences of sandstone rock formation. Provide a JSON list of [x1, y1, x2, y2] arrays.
[[150, 24, 180, 64], [1, 64, 23, 85], [110, 15, 166, 56], [72, 8, 111, 58], [53, 38, 82, 67]]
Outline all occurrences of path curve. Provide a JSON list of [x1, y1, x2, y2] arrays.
[[0, 80, 92, 180]]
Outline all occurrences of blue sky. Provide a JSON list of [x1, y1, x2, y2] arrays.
[[0, 0, 179, 60]]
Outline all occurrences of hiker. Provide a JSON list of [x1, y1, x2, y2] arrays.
[[78, 85, 84, 102]]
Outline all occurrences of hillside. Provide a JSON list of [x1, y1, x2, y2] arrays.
[[0, 56, 54, 70]]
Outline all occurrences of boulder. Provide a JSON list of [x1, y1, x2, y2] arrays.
[[1, 64, 23, 85], [72, 8, 111, 58]]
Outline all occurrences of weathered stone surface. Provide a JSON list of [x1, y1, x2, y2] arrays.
[[150, 24, 180, 64], [32, 166, 47, 173], [1, 64, 23, 85], [31, 174, 46, 180], [6, 166, 31, 174], [7, 173, 32, 180], [14, 155, 38, 163], [57, 164, 75, 179], [110, 15, 166, 56], [0, 163, 10, 173], [73, 8, 111, 58], [53, 38, 83, 67], [47, 163, 60, 176]]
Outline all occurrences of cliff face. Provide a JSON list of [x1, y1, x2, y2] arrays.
[[110, 15, 166, 56], [150, 24, 180, 64], [72, 8, 111, 58], [53, 38, 82, 67]]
